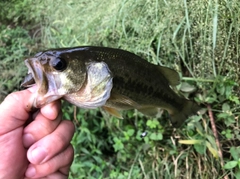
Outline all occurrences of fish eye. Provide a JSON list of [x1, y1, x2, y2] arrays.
[[50, 57, 67, 71]]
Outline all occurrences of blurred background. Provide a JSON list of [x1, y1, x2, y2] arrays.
[[1, 0, 240, 178]]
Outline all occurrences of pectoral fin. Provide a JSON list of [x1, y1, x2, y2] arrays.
[[102, 106, 123, 119], [108, 92, 139, 109]]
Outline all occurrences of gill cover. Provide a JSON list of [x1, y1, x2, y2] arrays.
[[63, 62, 113, 108]]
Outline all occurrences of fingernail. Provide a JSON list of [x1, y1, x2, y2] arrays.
[[23, 134, 35, 147], [25, 165, 36, 178], [31, 147, 47, 164]]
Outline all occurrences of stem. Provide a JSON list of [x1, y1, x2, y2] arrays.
[[182, 77, 215, 82], [207, 105, 228, 179]]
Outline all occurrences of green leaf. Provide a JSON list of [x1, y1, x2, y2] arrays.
[[230, 147, 240, 161], [234, 170, 240, 179], [81, 148, 90, 155], [229, 95, 240, 104], [225, 129, 233, 139], [194, 144, 206, 155], [180, 82, 196, 92], [146, 119, 160, 129], [113, 137, 124, 151], [222, 103, 230, 112], [127, 129, 135, 136], [224, 161, 238, 169], [149, 132, 163, 141], [205, 93, 217, 103]]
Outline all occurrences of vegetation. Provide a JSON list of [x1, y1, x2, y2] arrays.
[[1, 0, 240, 178]]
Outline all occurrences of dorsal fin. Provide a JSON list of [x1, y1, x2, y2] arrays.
[[157, 66, 180, 86]]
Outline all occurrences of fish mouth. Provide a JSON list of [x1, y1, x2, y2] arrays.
[[21, 59, 37, 88], [21, 57, 64, 108], [21, 73, 35, 87], [21, 58, 51, 108], [21, 58, 48, 93]]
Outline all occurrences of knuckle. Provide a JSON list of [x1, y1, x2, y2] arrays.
[[5, 92, 21, 102]]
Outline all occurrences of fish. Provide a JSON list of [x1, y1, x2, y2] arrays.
[[21, 46, 200, 127]]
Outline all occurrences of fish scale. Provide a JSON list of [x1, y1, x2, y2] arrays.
[[21, 46, 200, 127], [88, 47, 182, 106]]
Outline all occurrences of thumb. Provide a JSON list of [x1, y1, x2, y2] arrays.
[[0, 86, 37, 134]]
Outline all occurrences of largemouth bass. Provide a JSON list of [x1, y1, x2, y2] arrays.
[[21, 46, 200, 127]]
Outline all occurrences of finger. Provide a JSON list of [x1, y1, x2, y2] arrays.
[[0, 87, 36, 134], [24, 172, 68, 179], [24, 172, 69, 179], [25, 145, 74, 178], [27, 99, 61, 124], [23, 111, 62, 148], [40, 100, 62, 120], [23, 100, 62, 148], [27, 120, 75, 164]]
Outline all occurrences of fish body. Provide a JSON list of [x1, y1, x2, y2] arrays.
[[21, 46, 200, 127]]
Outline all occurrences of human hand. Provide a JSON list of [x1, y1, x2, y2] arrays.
[[0, 87, 75, 179]]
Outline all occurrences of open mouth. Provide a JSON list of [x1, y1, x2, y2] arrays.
[[20, 58, 48, 95], [21, 72, 35, 88], [20, 58, 52, 108], [21, 59, 38, 88], [21, 57, 64, 108]]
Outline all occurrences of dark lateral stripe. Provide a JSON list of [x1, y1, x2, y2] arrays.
[[113, 76, 182, 109]]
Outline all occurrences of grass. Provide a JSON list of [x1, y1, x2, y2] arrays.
[[0, 23, 35, 101], [1, 0, 240, 178]]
